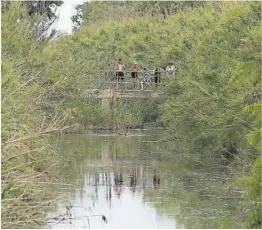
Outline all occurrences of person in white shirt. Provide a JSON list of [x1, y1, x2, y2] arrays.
[[166, 62, 176, 76]]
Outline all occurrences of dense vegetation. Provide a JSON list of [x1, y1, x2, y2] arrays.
[[1, 1, 261, 228], [1, 2, 70, 228]]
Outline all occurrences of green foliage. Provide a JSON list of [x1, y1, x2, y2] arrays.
[[1, 3, 70, 228], [227, 157, 262, 228], [2, 0, 261, 228]]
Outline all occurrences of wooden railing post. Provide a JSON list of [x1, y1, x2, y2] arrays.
[[116, 75, 119, 91]]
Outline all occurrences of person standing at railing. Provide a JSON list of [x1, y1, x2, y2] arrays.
[[115, 59, 125, 83], [166, 62, 176, 76], [153, 67, 163, 90], [130, 61, 141, 89], [140, 68, 152, 90]]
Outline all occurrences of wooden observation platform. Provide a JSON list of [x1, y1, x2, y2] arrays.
[[85, 88, 163, 99], [82, 70, 174, 99]]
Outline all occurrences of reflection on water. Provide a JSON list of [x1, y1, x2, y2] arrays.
[[47, 172, 175, 229], [46, 131, 176, 229], [45, 130, 240, 229]]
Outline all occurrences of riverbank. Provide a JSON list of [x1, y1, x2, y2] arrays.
[[65, 123, 166, 134]]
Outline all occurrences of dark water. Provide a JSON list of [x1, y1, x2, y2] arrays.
[[45, 130, 240, 229]]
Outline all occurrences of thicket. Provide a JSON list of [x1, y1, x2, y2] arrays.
[[160, 3, 261, 227], [1, 3, 72, 228]]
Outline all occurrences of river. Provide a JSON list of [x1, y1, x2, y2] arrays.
[[45, 130, 241, 229]]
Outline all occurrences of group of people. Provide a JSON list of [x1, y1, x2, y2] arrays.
[[115, 59, 176, 90]]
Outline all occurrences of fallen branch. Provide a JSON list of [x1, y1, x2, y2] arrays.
[[46, 213, 108, 228]]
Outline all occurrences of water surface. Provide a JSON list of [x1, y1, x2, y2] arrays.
[[45, 130, 240, 229]]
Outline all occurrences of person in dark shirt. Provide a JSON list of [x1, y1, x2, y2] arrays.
[[153, 67, 163, 90]]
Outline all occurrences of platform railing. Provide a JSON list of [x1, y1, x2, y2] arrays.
[[95, 70, 176, 91]]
